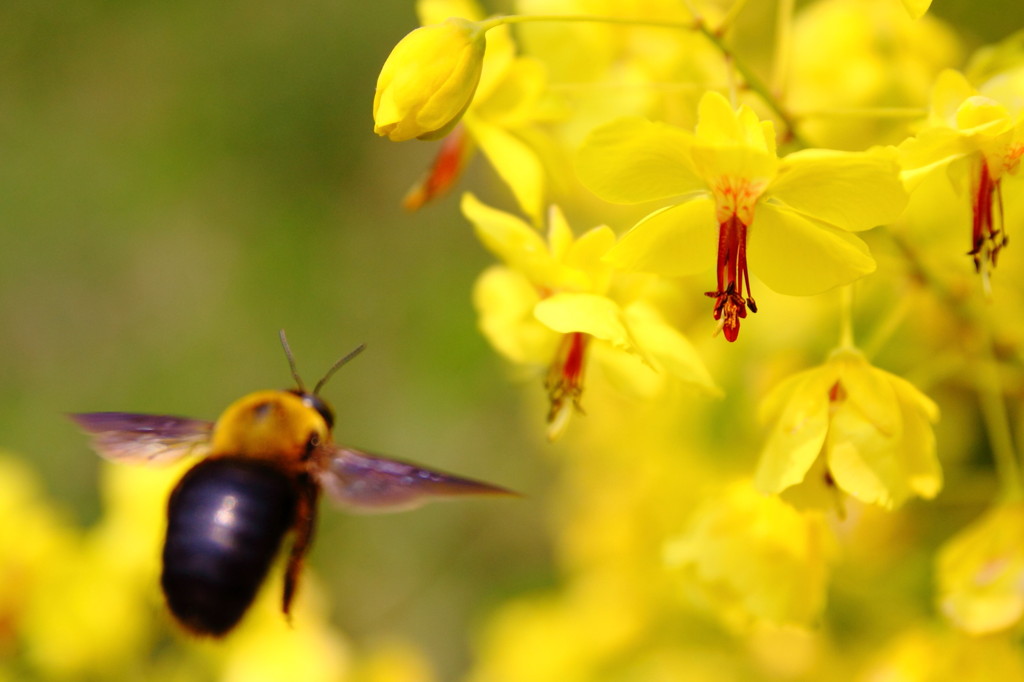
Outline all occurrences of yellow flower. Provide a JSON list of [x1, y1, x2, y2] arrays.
[[756, 347, 941, 510], [401, 0, 562, 223], [578, 91, 907, 341], [899, 69, 1024, 288], [937, 502, 1024, 635], [373, 17, 486, 142], [664, 480, 836, 627], [464, 193, 718, 439]]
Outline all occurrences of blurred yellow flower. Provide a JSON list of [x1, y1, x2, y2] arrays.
[[788, 0, 961, 149], [467, 576, 649, 682], [937, 502, 1024, 635], [464, 192, 718, 439], [664, 480, 836, 627], [578, 91, 906, 341], [756, 347, 941, 510], [373, 16, 486, 142], [21, 542, 155, 678], [18, 462, 185, 678], [899, 68, 1024, 288], [218, 573, 352, 682], [349, 638, 436, 682], [0, 455, 76, 663], [860, 627, 1024, 682]]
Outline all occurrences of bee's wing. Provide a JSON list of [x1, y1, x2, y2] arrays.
[[70, 412, 213, 465], [315, 446, 518, 513]]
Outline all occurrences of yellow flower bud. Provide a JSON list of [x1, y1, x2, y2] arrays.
[[373, 17, 486, 142]]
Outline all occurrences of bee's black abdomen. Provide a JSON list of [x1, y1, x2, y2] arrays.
[[161, 457, 296, 636]]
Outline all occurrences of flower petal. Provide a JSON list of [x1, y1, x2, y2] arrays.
[[689, 145, 778, 195], [472, 266, 558, 365], [931, 69, 977, 127], [756, 367, 835, 495], [604, 198, 717, 276], [563, 225, 616, 293], [534, 292, 635, 352], [468, 116, 547, 224], [622, 300, 720, 395], [749, 203, 876, 295], [889, 375, 942, 499], [770, 148, 908, 231], [576, 117, 703, 204], [834, 351, 901, 438], [695, 91, 776, 155], [897, 126, 972, 189], [826, 407, 899, 508], [546, 204, 574, 262], [462, 192, 551, 276]]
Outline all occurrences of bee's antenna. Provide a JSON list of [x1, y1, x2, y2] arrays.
[[314, 343, 366, 396], [279, 329, 307, 392]]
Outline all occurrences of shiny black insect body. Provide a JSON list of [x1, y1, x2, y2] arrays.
[[161, 457, 311, 635]]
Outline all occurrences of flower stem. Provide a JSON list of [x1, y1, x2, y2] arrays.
[[771, 0, 795, 99], [720, 0, 752, 33], [797, 107, 928, 120], [861, 293, 913, 361], [479, 14, 700, 33], [480, 13, 806, 145], [690, 22, 805, 145], [977, 341, 1023, 501]]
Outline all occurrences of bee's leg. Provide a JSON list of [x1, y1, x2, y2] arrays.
[[283, 474, 319, 621]]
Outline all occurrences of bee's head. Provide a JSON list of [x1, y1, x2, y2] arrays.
[[210, 390, 332, 461], [288, 389, 335, 429], [207, 331, 363, 461]]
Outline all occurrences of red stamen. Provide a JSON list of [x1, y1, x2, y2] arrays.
[[968, 158, 1008, 277], [828, 381, 845, 403], [402, 124, 473, 211], [545, 332, 589, 423], [705, 214, 757, 342]]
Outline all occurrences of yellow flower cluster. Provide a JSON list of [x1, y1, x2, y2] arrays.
[[371, 0, 1024, 679], [7, 0, 1024, 680]]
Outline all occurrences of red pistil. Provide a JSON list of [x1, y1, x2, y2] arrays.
[[968, 158, 1008, 280], [545, 332, 589, 423], [705, 214, 757, 342], [402, 124, 473, 211]]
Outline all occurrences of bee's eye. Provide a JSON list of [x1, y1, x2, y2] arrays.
[[288, 390, 335, 429], [303, 432, 320, 459]]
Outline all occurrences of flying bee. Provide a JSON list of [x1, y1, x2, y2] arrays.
[[71, 332, 514, 637]]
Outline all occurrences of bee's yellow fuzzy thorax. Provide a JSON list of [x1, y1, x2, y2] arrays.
[[209, 390, 329, 462]]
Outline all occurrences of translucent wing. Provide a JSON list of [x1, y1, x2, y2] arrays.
[[70, 412, 213, 465], [315, 446, 518, 513]]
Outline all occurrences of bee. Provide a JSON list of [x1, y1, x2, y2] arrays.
[[71, 332, 514, 637]]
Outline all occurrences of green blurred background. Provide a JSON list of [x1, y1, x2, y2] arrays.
[[0, 0, 1017, 677], [0, 0, 549, 676]]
